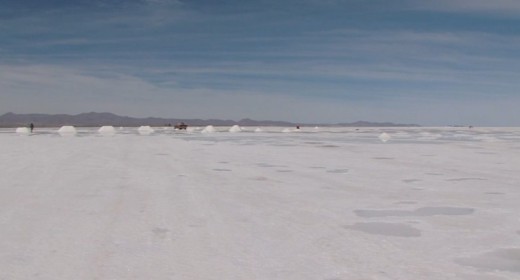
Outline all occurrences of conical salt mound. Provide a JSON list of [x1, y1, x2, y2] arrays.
[[379, 132, 391, 143], [202, 125, 216, 133], [98, 126, 116, 135], [58, 126, 77, 136], [138, 126, 154, 135], [16, 127, 30, 135], [229, 125, 242, 133]]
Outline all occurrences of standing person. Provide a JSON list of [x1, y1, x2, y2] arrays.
[[29, 123, 34, 133]]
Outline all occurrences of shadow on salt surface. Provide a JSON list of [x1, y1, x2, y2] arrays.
[[354, 207, 475, 218], [346, 222, 421, 237], [456, 248, 520, 273]]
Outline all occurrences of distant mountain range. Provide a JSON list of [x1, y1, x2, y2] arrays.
[[0, 112, 418, 127]]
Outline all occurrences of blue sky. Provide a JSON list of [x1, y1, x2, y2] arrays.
[[1, 0, 519, 126]]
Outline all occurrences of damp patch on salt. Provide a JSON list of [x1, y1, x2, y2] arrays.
[[213, 168, 232, 172], [257, 163, 282, 168], [476, 152, 497, 155], [456, 248, 520, 273], [414, 207, 475, 216], [152, 227, 170, 240], [326, 169, 349, 174], [276, 170, 294, 173], [309, 166, 326, 169], [402, 179, 421, 183], [354, 207, 475, 218], [305, 141, 323, 145], [346, 222, 421, 237], [395, 201, 418, 205], [446, 178, 487, 182], [323, 277, 342, 280], [354, 209, 410, 218]]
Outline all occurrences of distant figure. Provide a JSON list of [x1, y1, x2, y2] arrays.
[[29, 123, 34, 133], [174, 122, 188, 130], [296, 125, 300, 130]]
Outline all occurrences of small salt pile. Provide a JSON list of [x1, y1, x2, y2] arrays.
[[138, 126, 154, 135], [98, 126, 116, 135], [201, 125, 216, 133], [379, 132, 391, 143], [58, 126, 77, 136], [229, 125, 242, 133], [16, 127, 30, 135]]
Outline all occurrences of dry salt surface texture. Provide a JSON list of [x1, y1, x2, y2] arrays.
[[1, 127, 520, 280]]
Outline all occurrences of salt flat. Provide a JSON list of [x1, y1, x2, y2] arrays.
[[1, 127, 520, 279]]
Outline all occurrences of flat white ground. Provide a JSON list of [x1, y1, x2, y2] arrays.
[[1, 127, 519, 280]]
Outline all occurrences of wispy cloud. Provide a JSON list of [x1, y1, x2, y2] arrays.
[[2, 0, 519, 125], [2, 61, 519, 125], [410, 0, 520, 15]]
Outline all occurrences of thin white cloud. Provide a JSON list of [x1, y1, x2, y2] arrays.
[[143, 0, 183, 6], [411, 0, 520, 15], [2, 1, 519, 125], [0, 64, 348, 122], [0, 65, 160, 114], [1, 63, 519, 125], [136, 29, 520, 91]]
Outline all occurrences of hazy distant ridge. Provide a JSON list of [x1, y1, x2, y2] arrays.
[[0, 112, 418, 127]]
